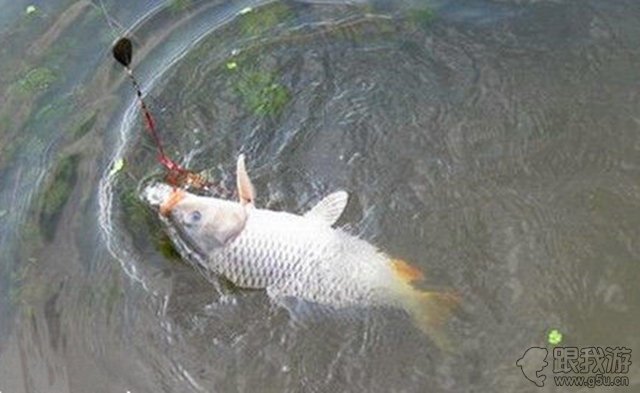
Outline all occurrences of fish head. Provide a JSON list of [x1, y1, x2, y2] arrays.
[[143, 183, 248, 256]]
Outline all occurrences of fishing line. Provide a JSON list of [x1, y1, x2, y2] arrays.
[[95, 0, 125, 34], [112, 37, 182, 172], [112, 37, 221, 193], [97, 0, 223, 193], [95, 2, 178, 171]]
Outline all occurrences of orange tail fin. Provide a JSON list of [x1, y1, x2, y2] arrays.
[[390, 258, 460, 350], [408, 290, 461, 351]]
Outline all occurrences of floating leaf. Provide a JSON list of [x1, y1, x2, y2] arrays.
[[109, 158, 125, 176], [547, 329, 563, 345]]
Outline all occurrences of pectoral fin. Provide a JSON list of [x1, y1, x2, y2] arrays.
[[236, 154, 255, 206], [304, 191, 348, 225]]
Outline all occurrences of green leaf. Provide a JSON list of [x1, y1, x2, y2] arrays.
[[547, 329, 563, 345], [109, 158, 125, 176]]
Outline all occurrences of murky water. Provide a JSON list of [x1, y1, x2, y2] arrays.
[[1, 0, 639, 392]]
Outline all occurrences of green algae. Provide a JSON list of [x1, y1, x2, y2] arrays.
[[39, 154, 80, 241], [70, 110, 99, 141], [408, 6, 437, 30], [170, 0, 193, 12], [239, 2, 293, 36], [120, 186, 181, 261], [17, 67, 57, 94], [234, 69, 291, 117]]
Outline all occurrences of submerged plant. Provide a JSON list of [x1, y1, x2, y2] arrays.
[[69, 110, 99, 141], [8, 257, 42, 313], [407, 6, 437, 30], [235, 69, 291, 117], [120, 186, 181, 261], [0, 114, 12, 132], [17, 67, 57, 94], [169, 0, 192, 12], [39, 153, 80, 241], [240, 2, 293, 36], [157, 233, 181, 260]]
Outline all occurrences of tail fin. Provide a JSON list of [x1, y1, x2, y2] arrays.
[[390, 258, 460, 350], [407, 290, 460, 351]]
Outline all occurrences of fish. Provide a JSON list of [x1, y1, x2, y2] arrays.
[[143, 155, 459, 347]]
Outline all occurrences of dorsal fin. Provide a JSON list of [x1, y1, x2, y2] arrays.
[[236, 154, 255, 206], [304, 191, 348, 225]]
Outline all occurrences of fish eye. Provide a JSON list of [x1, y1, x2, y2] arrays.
[[189, 210, 202, 222]]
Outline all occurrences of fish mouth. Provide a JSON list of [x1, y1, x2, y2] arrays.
[[159, 189, 185, 216], [141, 182, 174, 208], [141, 182, 184, 215]]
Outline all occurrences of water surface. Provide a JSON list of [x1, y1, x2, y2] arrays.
[[0, 0, 639, 392]]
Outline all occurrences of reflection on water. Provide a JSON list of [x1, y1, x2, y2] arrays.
[[1, 0, 639, 392]]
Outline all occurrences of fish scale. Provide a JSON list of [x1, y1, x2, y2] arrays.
[[208, 208, 369, 305]]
